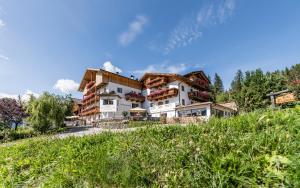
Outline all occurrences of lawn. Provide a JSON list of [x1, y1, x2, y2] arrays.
[[0, 107, 300, 187]]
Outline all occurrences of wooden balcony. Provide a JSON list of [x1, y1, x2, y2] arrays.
[[125, 92, 145, 102], [188, 91, 211, 102], [83, 96, 100, 106], [83, 93, 95, 102], [147, 88, 178, 101], [190, 78, 210, 90], [86, 81, 95, 89], [145, 77, 168, 88], [81, 106, 100, 116]]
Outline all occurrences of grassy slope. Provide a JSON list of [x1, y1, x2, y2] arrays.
[[1, 107, 300, 187]]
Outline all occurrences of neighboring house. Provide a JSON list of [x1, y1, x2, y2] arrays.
[[78, 68, 236, 123], [72, 98, 83, 116], [140, 71, 212, 118], [176, 102, 236, 120]]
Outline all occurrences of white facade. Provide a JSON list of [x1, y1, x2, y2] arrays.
[[142, 81, 202, 118], [81, 71, 235, 124], [97, 82, 142, 119]]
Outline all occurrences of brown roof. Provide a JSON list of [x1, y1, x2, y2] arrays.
[[184, 70, 210, 83], [78, 68, 142, 91], [72, 98, 82, 105], [139, 71, 210, 89], [218, 102, 238, 111]]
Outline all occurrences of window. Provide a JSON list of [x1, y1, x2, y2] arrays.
[[103, 99, 113, 105], [201, 109, 207, 116], [165, 100, 169, 104], [117, 87, 122, 93], [181, 85, 185, 91], [190, 88, 193, 92], [181, 99, 185, 105], [132, 103, 139, 108], [158, 101, 163, 106], [150, 103, 154, 107]]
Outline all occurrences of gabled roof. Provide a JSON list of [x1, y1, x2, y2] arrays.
[[78, 68, 100, 91], [139, 70, 211, 87], [184, 70, 210, 84], [78, 68, 142, 91], [72, 98, 82, 105], [139, 73, 182, 82]]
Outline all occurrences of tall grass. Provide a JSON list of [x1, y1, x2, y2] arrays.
[[0, 107, 300, 187]]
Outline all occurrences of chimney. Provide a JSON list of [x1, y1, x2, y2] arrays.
[[130, 75, 135, 79]]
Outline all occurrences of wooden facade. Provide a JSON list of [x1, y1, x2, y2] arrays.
[[275, 93, 297, 104]]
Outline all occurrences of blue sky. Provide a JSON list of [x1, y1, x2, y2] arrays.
[[0, 0, 300, 99]]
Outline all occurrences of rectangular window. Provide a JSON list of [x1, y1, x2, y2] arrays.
[[181, 85, 185, 91], [201, 109, 207, 116], [117, 87, 122, 93], [132, 103, 139, 108], [165, 100, 169, 104], [158, 101, 163, 106], [181, 99, 185, 105], [150, 103, 154, 107], [103, 99, 113, 105]]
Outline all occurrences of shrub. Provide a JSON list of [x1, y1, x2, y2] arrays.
[[122, 111, 128, 118], [160, 115, 167, 124], [0, 127, 37, 142]]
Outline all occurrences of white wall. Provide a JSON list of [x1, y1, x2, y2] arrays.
[[143, 81, 181, 118], [100, 82, 142, 117]]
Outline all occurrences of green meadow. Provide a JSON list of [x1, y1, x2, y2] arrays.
[[1, 107, 300, 187]]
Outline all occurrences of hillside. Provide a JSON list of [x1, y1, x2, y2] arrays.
[[1, 107, 300, 187]]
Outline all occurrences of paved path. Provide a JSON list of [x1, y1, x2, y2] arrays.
[[56, 125, 138, 139]]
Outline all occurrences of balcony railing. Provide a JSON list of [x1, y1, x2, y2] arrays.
[[188, 91, 211, 102], [147, 88, 178, 101], [81, 105, 100, 116], [190, 78, 210, 90], [83, 96, 100, 105], [86, 81, 95, 89], [83, 93, 95, 102], [145, 77, 168, 88], [125, 92, 145, 102]]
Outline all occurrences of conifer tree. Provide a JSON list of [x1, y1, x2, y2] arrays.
[[213, 73, 224, 95]]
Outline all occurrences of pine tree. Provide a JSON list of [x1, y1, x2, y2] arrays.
[[213, 73, 224, 95]]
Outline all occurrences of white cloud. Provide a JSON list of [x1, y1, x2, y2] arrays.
[[0, 90, 39, 102], [21, 90, 40, 101], [102, 61, 122, 73], [0, 19, 5, 29], [0, 54, 9, 61], [165, 0, 236, 54], [54, 79, 79, 93], [133, 61, 188, 76], [118, 15, 148, 46]]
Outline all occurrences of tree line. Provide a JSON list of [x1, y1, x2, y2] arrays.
[[211, 64, 300, 112]]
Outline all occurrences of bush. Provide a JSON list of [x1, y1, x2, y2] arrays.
[[0, 107, 300, 187], [160, 115, 167, 124], [0, 127, 36, 142]]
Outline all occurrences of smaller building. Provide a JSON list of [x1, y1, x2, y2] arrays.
[[72, 98, 83, 116], [175, 102, 236, 120]]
